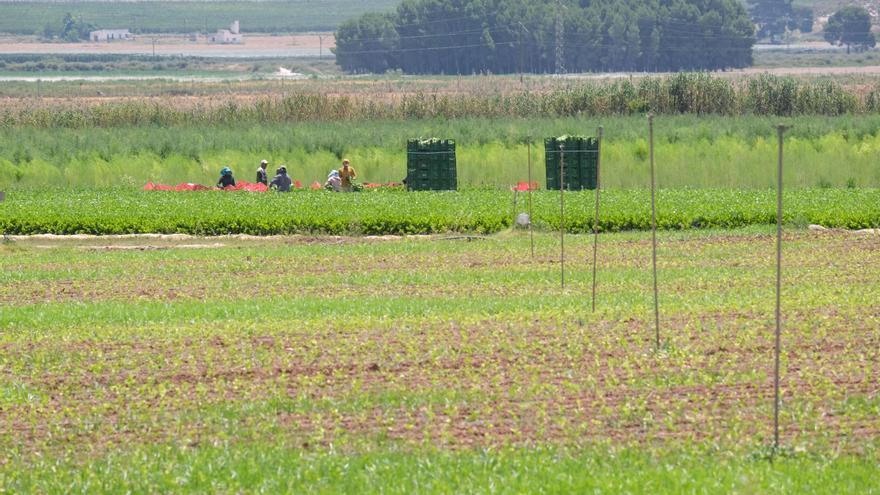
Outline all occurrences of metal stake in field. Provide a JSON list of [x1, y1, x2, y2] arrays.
[[774, 124, 790, 451], [649, 114, 660, 349], [559, 143, 566, 289], [528, 138, 535, 258], [591, 126, 604, 312]]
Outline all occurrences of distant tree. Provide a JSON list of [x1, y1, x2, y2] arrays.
[[58, 12, 96, 43], [792, 6, 814, 33], [336, 0, 755, 75], [748, 0, 793, 42], [41, 23, 57, 41], [825, 6, 875, 54], [334, 13, 398, 73]]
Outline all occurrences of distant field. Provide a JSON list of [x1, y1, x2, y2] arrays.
[[0, 0, 397, 35]]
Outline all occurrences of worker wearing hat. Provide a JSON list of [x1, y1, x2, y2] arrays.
[[217, 167, 236, 188], [256, 159, 269, 185], [338, 158, 357, 192]]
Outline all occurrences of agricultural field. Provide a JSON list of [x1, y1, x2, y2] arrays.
[[0, 229, 878, 491], [1, 68, 879, 491], [0, 0, 397, 35]]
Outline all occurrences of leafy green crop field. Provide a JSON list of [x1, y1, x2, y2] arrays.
[[1, 188, 879, 235], [0, 230, 878, 492], [0, 0, 397, 35]]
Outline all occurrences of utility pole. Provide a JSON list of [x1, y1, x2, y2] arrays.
[[319, 35, 324, 58], [555, 0, 565, 75], [517, 22, 530, 83]]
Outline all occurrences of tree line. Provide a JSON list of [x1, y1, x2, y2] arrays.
[[334, 0, 756, 74]]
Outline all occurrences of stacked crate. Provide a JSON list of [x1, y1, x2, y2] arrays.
[[406, 138, 457, 191], [544, 135, 598, 190]]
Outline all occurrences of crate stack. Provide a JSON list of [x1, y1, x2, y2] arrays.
[[406, 138, 457, 191], [544, 135, 599, 190]]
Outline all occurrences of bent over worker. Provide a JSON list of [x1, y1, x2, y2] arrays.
[[217, 167, 236, 188], [270, 166, 292, 192]]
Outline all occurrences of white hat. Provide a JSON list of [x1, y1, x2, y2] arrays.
[[260, 160, 268, 165]]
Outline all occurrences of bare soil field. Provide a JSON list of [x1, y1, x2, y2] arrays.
[[0, 33, 335, 58]]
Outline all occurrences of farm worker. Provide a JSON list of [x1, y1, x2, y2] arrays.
[[326, 169, 341, 192], [256, 159, 269, 185], [270, 166, 292, 192], [217, 167, 236, 188], [338, 159, 357, 192]]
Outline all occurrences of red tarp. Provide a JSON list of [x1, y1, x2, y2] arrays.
[[512, 182, 540, 191], [143, 180, 301, 192], [145, 180, 394, 192]]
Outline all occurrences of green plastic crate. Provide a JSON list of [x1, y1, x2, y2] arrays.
[[406, 138, 457, 191], [545, 135, 598, 190]]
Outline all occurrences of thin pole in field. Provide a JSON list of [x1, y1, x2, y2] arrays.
[[649, 114, 660, 349], [512, 189, 518, 226], [559, 143, 566, 289], [528, 138, 534, 258], [774, 124, 789, 451], [591, 126, 604, 312]]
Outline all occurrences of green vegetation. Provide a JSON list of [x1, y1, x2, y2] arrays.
[[4, 75, 880, 131], [336, 0, 754, 74], [0, 231, 878, 491], [4, 115, 880, 189], [5, 444, 879, 493], [1, 188, 878, 235], [752, 48, 880, 68], [0, 0, 398, 35]]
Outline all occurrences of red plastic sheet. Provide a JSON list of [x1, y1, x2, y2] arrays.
[[145, 181, 271, 192], [512, 182, 539, 191]]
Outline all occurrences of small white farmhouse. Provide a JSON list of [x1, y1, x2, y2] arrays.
[[209, 21, 242, 44], [90, 29, 133, 42]]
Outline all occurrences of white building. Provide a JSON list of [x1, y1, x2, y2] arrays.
[[89, 29, 132, 42], [209, 21, 242, 44]]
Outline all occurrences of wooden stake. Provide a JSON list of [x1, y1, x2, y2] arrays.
[[591, 126, 603, 312], [774, 124, 789, 451], [559, 143, 566, 289], [528, 139, 534, 258], [649, 114, 660, 349]]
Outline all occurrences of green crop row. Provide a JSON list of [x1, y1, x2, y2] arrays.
[[2, 188, 878, 236]]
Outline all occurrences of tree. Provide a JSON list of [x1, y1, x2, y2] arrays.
[[825, 6, 875, 54], [334, 13, 399, 73], [57, 12, 96, 42], [748, 0, 790, 42], [335, 0, 755, 74]]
